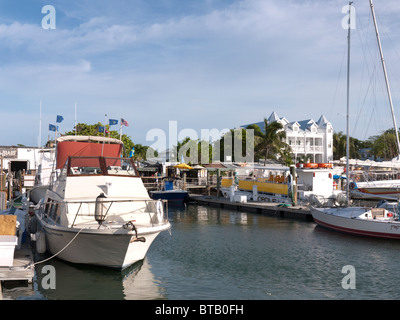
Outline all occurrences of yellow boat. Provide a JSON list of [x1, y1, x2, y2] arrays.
[[222, 177, 289, 196]]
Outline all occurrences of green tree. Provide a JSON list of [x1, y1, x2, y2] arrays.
[[333, 131, 372, 160], [333, 131, 346, 160], [247, 119, 288, 165], [213, 128, 254, 163], [177, 137, 213, 164], [370, 128, 399, 160]]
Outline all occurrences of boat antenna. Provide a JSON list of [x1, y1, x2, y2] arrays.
[[345, 1, 353, 205], [369, 0, 400, 159]]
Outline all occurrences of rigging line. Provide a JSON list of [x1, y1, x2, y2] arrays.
[[375, 14, 400, 111], [352, 64, 377, 137], [363, 108, 375, 140], [329, 44, 347, 121], [350, 7, 380, 139], [370, 0, 400, 156]]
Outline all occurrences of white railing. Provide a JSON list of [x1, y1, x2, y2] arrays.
[[37, 198, 169, 228]]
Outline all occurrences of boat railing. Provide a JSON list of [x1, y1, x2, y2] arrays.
[[37, 198, 169, 228]]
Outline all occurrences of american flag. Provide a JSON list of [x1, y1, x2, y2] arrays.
[[121, 118, 129, 126]]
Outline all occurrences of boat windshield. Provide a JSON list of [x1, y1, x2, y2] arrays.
[[67, 156, 139, 177]]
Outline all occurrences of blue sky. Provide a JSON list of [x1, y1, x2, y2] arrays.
[[1, 0, 400, 148]]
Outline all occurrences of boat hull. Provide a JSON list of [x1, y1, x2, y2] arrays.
[[150, 190, 189, 202], [311, 207, 400, 239], [350, 187, 400, 200], [37, 220, 170, 269]]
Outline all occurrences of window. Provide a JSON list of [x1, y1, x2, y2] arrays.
[[67, 156, 139, 177]]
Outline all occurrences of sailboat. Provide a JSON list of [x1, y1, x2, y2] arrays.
[[311, 0, 400, 239]]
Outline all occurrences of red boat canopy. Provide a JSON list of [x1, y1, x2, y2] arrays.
[[56, 136, 123, 169]]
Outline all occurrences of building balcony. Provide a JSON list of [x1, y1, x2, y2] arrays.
[[290, 146, 324, 153]]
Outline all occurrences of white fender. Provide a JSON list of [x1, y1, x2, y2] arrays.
[[35, 231, 46, 254], [156, 200, 163, 223]]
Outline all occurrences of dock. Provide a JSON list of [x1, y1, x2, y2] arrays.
[[189, 194, 313, 221], [0, 245, 34, 300]]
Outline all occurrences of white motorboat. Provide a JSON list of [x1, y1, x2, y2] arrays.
[[311, 205, 400, 239], [32, 135, 170, 269]]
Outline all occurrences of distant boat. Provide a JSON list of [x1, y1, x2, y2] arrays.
[[350, 180, 400, 200], [150, 179, 189, 203], [348, 166, 400, 200]]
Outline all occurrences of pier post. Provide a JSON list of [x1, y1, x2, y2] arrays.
[[290, 165, 297, 206], [217, 169, 221, 199]]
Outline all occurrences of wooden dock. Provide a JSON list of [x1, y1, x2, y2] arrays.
[[0, 245, 34, 300], [189, 194, 313, 221]]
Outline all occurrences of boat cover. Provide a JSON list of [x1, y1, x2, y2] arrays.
[[56, 140, 123, 169]]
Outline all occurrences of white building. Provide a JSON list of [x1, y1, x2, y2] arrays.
[[243, 111, 334, 163], [0, 146, 55, 192]]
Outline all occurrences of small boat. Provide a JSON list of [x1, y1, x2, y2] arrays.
[[349, 180, 400, 200], [149, 179, 189, 203], [31, 135, 170, 269]]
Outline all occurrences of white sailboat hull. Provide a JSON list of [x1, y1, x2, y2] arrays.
[[311, 207, 400, 239], [38, 220, 170, 269], [350, 186, 400, 200]]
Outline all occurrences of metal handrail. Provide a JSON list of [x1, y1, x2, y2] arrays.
[[38, 198, 168, 228]]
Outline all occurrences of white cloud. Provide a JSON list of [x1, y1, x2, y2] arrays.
[[1, 0, 400, 147]]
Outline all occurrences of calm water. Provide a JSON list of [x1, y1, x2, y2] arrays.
[[3, 204, 400, 300]]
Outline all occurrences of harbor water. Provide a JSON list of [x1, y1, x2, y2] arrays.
[[3, 203, 400, 300]]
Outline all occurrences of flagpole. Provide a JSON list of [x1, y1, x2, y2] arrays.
[[75, 102, 77, 136], [55, 126, 57, 147], [38, 100, 42, 148], [102, 114, 107, 156]]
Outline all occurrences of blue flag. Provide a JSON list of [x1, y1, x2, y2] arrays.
[[98, 126, 105, 133], [49, 124, 58, 132], [56, 115, 64, 123], [109, 119, 118, 126]]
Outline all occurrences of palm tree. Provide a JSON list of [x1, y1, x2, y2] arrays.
[[333, 131, 364, 160], [333, 131, 347, 160], [247, 118, 288, 165]]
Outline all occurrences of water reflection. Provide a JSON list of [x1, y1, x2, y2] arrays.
[[34, 256, 165, 300], [8, 203, 400, 300], [170, 204, 253, 226]]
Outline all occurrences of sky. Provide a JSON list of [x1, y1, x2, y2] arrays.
[[1, 0, 400, 149]]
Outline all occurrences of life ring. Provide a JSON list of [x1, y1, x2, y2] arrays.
[[318, 163, 333, 168], [304, 163, 318, 168]]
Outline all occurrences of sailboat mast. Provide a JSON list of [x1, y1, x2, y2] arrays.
[[369, 0, 400, 159], [346, 1, 352, 205]]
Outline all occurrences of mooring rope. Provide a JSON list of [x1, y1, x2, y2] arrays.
[[25, 227, 85, 268]]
